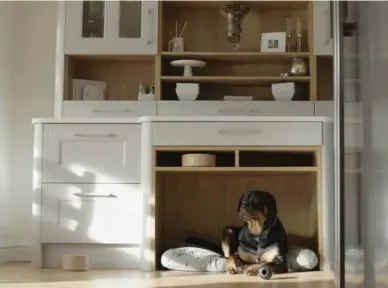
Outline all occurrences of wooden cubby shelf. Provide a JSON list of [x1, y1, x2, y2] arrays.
[[155, 147, 319, 171]]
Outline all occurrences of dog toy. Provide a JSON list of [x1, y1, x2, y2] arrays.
[[258, 264, 273, 280]]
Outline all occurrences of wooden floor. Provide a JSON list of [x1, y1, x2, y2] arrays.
[[0, 263, 336, 288]]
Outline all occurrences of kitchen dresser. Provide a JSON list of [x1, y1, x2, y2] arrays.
[[32, 116, 334, 272], [31, 0, 337, 275]]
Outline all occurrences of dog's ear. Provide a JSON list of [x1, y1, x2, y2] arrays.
[[263, 192, 278, 223], [237, 193, 245, 213]]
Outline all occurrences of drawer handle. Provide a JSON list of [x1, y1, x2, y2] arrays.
[[147, 8, 154, 45], [74, 193, 117, 198], [217, 108, 260, 114], [92, 109, 132, 114], [217, 129, 261, 135], [74, 133, 117, 138]]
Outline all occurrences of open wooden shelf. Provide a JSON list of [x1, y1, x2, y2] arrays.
[[161, 76, 311, 84], [155, 167, 318, 172], [155, 147, 318, 169], [64, 55, 155, 101], [161, 51, 311, 62], [161, 81, 310, 101]]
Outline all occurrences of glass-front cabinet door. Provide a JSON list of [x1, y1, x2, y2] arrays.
[[65, 0, 158, 55]]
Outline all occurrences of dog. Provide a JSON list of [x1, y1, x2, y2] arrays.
[[221, 190, 288, 276]]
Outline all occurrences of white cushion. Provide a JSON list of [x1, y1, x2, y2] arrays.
[[161, 246, 318, 273], [161, 247, 227, 272], [286, 247, 318, 272]]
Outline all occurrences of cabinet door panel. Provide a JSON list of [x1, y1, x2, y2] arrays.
[[65, 1, 158, 55], [314, 1, 333, 55]]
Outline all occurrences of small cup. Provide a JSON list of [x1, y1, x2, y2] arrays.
[[169, 37, 184, 52]]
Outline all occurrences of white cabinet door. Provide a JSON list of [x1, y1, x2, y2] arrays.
[[42, 124, 140, 183], [65, 1, 158, 55], [314, 1, 333, 55], [41, 183, 142, 244]]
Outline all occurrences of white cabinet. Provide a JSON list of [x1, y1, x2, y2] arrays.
[[65, 1, 158, 55], [42, 124, 140, 183], [313, 1, 333, 56], [41, 183, 142, 244]]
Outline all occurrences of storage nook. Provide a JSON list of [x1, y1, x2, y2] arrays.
[[140, 118, 334, 272], [154, 147, 320, 268]]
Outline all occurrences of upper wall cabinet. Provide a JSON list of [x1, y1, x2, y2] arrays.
[[313, 1, 333, 56], [64, 1, 158, 55]]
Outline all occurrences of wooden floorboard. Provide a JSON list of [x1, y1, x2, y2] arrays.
[[0, 263, 336, 288]]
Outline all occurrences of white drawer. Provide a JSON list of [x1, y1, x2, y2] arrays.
[[63, 101, 157, 118], [152, 122, 323, 146], [157, 101, 314, 116], [42, 124, 140, 183], [41, 183, 141, 244]]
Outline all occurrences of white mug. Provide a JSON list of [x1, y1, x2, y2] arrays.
[[168, 37, 184, 52]]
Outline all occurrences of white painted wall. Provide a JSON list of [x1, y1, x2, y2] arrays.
[[0, 2, 14, 241], [0, 1, 57, 252]]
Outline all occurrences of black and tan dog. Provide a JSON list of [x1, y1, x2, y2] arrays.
[[221, 190, 288, 276]]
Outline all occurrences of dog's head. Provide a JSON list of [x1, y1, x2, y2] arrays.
[[237, 190, 278, 235]]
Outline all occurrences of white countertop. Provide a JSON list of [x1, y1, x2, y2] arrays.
[[139, 116, 332, 122], [32, 118, 141, 124], [32, 116, 332, 124]]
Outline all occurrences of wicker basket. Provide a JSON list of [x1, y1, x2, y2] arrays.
[[182, 153, 216, 167], [62, 254, 89, 271]]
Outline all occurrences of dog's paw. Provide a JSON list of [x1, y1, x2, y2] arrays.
[[244, 265, 259, 277], [227, 266, 238, 275]]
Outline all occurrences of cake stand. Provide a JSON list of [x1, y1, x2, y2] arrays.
[[170, 60, 207, 76]]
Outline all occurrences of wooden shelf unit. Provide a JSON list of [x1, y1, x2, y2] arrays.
[[64, 1, 333, 101], [62, 1, 335, 103], [153, 146, 323, 270]]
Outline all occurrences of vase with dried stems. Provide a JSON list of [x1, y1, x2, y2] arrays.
[[220, 2, 250, 51]]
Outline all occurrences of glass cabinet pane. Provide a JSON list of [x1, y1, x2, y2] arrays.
[[82, 1, 105, 38], [119, 1, 142, 38]]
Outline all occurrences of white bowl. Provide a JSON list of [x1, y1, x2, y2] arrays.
[[176, 91, 199, 101], [271, 83, 295, 101], [176, 83, 199, 88], [176, 89, 199, 94]]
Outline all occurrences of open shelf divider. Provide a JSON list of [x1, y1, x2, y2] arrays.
[[154, 146, 320, 172]]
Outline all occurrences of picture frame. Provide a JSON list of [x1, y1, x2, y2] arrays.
[[260, 32, 286, 52], [72, 79, 106, 101]]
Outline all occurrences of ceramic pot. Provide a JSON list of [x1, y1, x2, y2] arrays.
[[289, 57, 308, 76]]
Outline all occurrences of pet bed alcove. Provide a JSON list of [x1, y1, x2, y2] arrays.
[[152, 146, 324, 271]]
